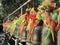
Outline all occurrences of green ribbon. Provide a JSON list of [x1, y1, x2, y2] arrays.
[[41, 13, 45, 21], [43, 29, 51, 44], [36, 13, 41, 20], [52, 13, 58, 23], [9, 23, 17, 35]]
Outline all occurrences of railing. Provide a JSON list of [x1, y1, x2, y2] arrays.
[[3, 0, 31, 22]]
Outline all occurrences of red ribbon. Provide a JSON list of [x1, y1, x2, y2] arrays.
[[52, 20, 60, 32], [28, 14, 37, 22], [55, 23, 60, 31]]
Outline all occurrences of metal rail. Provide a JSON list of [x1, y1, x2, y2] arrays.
[[3, 0, 31, 22]]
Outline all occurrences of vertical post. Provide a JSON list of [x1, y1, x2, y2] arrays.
[[21, 7, 23, 15], [15, 39, 17, 45]]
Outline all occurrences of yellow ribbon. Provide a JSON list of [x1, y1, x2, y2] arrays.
[[50, 25, 54, 42]]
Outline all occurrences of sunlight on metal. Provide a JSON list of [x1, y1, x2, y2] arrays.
[[0, 3, 1, 6]]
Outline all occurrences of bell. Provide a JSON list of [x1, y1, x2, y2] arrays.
[[32, 26, 42, 45]]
